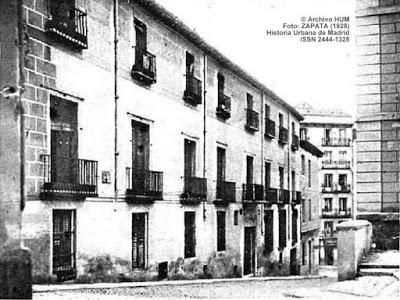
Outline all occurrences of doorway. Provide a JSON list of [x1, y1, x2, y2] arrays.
[[244, 227, 256, 275]]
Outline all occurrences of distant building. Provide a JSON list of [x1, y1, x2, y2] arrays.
[[0, 0, 304, 281], [299, 138, 323, 275], [355, 0, 400, 249], [296, 103, 355, 266]]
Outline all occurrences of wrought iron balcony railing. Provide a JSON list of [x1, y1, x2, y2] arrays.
[[46, 5, 88, 49], [278, 189, 290, 204], [182, 176, 207, 201], [292, 191, 302, 204], [321, 183, 351, 193], [321, 138, 351, 147], [245, 109, 259, 131], [321, 159, 351, 169], [216, 93, 231, 120], [321, 208, 351, 218], [216, 180, 236, 203], [242, 184, 264, 201], [278, 126, 289, 144], [41, 155, 98, 199], [132, 51, 157, 84], [126, 168, 163, 202], [184, 75, 202, 105], [291, 134, 299, 151], [265, 119, 275, 138], [265, 187, 278, 204]]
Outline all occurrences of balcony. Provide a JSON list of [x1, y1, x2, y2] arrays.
[[291, 134, 299, 151], [215, 181, 236, 205], [321, 159, 351, 169], [46, 5, 88, 49], [321, 183, 351, 193], [265, 187, 278, 204], [181, 176, 207, 203], [278, 189, 290, 204], [216, 93, 231, 120], [245, 109, 259, 131], [321, 208, 352, 218], [40, 155, 98, 200], [264, 119, 275, 138], [125, 168, 163, 203], [131, 51, 157, 85], [242, 184, 264, 201], [278, 126, 289, 144], [292, 191, 302, 204], [183, 75, 202, 105], [322, 138, 351, 147]]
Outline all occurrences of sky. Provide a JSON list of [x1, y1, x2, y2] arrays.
[[155, 0, 357, 115]]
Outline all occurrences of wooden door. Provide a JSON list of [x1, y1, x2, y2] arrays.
[[244, 227, 256, 275], [132, 213, 147, 269]]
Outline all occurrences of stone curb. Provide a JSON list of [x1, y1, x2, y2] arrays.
[[34, 275, 325, 293]]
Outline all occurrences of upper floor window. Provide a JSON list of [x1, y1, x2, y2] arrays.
[[301, 155, 305, 175], [308, 160, 311, 187], [132, 18, 156, 84], [245, 93, 259, 131], [183, 52, 202, 105], [324, 174, 333, 187], [324, 198, 332, 211], [279, 113, 284, 127], [300, 128, 308, 141], [279, 166, 284, 189], [339, 198, 347, 211], [216, 73, 231, 119]]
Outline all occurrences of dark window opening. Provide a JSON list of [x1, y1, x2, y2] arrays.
[[132, 213, 147, 269], [217, 211, 226, 251], [264, 210, 274, 253], [234, 210, 239, 226], [184, 211, 196, 258], [279, 209, 287, 248]]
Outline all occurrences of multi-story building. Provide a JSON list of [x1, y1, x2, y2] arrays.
[[296, 103, 355, 265], [355, 0, 400, 250], [0, 0, 304, 281], [299, 138, 323, 275]]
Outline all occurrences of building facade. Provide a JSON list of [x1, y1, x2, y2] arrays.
[[355, 0, 400, 250], [299, 139, 323, 275], [296, 103, 355, 266], [0, 0, 307, 281]]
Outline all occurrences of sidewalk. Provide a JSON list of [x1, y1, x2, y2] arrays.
[[33, 275, 324, 293]]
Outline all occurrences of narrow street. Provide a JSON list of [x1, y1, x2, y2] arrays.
[[34, 274, 399, 299]]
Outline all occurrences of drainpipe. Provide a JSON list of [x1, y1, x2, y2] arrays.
[[202, 53, 207, 220], [113, 0, 119, 208], [287, 110, 291, 241]]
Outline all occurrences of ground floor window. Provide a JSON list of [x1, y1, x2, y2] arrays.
[[217, 211, 226, 251], [132, 212, 147, 269]]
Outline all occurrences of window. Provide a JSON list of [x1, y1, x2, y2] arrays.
[[278, 209, 287, 248], [247, 93, 253, 109], [339, 128, 346, 139], [265, 104, 270, 118], [279, 113, 283, 127], [216, 147, 226, 183], [279, 166, 284, 189], [291, 170, 296, 193], [300, 128, 307, 141], [184, 139, 196, 179], [264, 210, 274, 253], [324, 174, 333, 187], [308, 199, 312, 221], [339, 198, 347, 211], [324, 151, 332, 160], [301, 198, 306, 222], [184, 212, 196, 258], [324, 129, 331, 141], [324, 221, 333, 235], [324, 198, 332, 211], [265, 162, 271, 188], [302, 242, 306, 265], [132, 213, 147, 269], [246, 156, 254, 186], [338, 174, 347, 190], [308, 160, 311, 187], [301, 155, 305, 175], [217, 211, 226, 251], [292, 209, 298, 244], [292, 122, 295, 135], [339, 151, 347, 160], [134, 18, 147, 66], [217, 73, 225, 100], [233, 210, 239, 226], [186, 52, 194, 76]]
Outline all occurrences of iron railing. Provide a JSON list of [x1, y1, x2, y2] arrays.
[[183, 176, 207, 200], [278, 189, 290, 204], [321, 159, 351, 169], [265, 119, 275, 138], [242, 184, 264, 201], [265, 187, 278, 204], [126, 168, 163, 200], [278, 126, 289, 144], [292, 191, 302, 204], [216, 181, 236, 202], [41, 154, 98, 197], [46, 5, 88, 49], [321, 138, 351, 147], [245, 109, 259, 131], [216, 93, 231, 119], [184, 74, 202, 105], [321, 208, 352, 218], [321, 183, 351, 193], [132, 51, 157, 84]]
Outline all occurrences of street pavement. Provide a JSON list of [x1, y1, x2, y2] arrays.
[[33, 271, 399, 299]]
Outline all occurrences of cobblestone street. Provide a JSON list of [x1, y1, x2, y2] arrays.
[[34, 275, 399, 299]]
